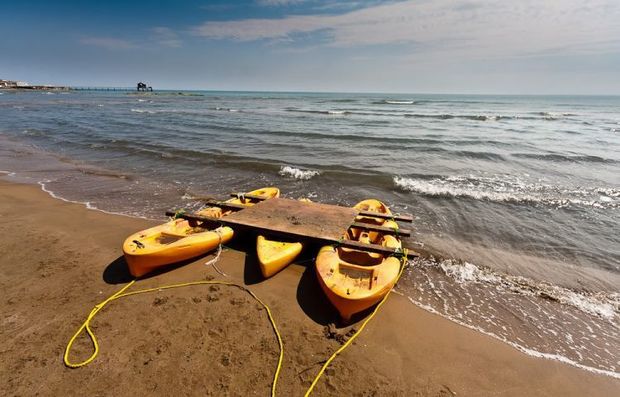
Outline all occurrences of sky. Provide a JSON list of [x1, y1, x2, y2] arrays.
[[1, 0, 619, 94]]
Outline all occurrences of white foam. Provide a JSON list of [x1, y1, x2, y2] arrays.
[[130, 108, 156, 114], [327, 110, 346, 115], [435, 258, 617, 322], [385, 100, 414, 104], [402, 295, 620, 379], [278, 165, 320, 180], [440, 260, 500, 284], [393, 175, 619, 209], [560, 290, 616, 320], [37, 179, 151, 220], [394, 176, 520, 202]]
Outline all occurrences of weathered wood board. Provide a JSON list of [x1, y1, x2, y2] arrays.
[[226, 198, 358, 241]]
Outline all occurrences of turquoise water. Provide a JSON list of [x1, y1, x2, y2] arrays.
[[1, 90, 618, 376]]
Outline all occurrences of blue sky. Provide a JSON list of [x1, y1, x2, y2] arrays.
[[1, 0, 619, 94]]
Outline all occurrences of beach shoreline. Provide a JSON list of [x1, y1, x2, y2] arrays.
[[1, 177, 618, 396]]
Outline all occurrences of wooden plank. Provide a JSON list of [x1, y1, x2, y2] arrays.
[[200, 200, 246, 211], [165, 210, 418, 259], [350, 222, 411, 237], [229, 192, 270, 201], [357, 210, 413, 223]]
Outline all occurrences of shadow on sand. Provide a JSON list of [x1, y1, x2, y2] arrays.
[[294, 245, 341, 326], [102, 256, 133, 284], [294, 245, 379, 328]]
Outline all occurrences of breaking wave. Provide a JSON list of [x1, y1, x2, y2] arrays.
[[278, 165, 321, 180], [394, 175, 619, 209], [512, 153, 616, 164], [384, 100, 414, 105], [283, 106, 582, 122], [405, 113, 511, 121], [286, 109, 351, 115], [436, 259, 617, 320], [130, 108, 156, 114], [537, 111, 577, 119], [214, 107, 240, 112]]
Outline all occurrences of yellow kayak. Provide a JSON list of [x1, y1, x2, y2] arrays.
[[256, 198, 310, 278], [257, 236, 303, 278], [123, 221, 233, 278], [123, 187, 279, 278], [196, 187, 280, 218], [315, 199, 402, 321]]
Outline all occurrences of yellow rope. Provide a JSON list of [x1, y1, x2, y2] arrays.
[[65, 250, 408, 397], [303, 249, 409, 396], [63, 280, 136, 368], [64, 279, 284, 397]]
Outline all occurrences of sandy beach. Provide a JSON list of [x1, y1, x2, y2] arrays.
[[1, 177, 618, 396]]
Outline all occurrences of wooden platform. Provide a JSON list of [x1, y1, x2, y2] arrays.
[[226, 198, 358, 241], [167, 197, 418, 258]]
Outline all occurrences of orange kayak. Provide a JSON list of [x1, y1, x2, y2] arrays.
[[315, 199, 402, 321]]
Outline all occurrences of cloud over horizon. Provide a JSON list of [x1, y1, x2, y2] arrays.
[[194, 0, 620, 59]]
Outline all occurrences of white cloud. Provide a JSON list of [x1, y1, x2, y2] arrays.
[[194, 0, 620, 58], [151, 27, 182, 48], [80, 37, 136, 50]]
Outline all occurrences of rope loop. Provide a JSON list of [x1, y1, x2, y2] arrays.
[[64, 279, 284, 397]]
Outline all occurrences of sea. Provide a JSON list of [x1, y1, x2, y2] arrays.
[[0, 90, 618, 378]]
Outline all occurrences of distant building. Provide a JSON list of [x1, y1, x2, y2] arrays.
[[137, 82, 153, 92], [0, 79, 69, 91], [0, 79, 18, 88]]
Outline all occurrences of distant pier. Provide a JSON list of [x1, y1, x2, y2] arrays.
[[1, 79, 154, 92], [71, 87, 136, 91], [72, 82, 153, 92]]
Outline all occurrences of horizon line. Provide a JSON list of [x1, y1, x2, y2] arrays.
[[43, 86, 620, 97]]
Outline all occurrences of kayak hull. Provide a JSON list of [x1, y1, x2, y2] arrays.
[[123, 219, 233, 278], [315, 246, 400, 321], [256, 235, 302, 278], [315, 199, 402, 321]]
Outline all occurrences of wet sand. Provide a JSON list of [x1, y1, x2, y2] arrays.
[[1, 178, 618, 396]]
